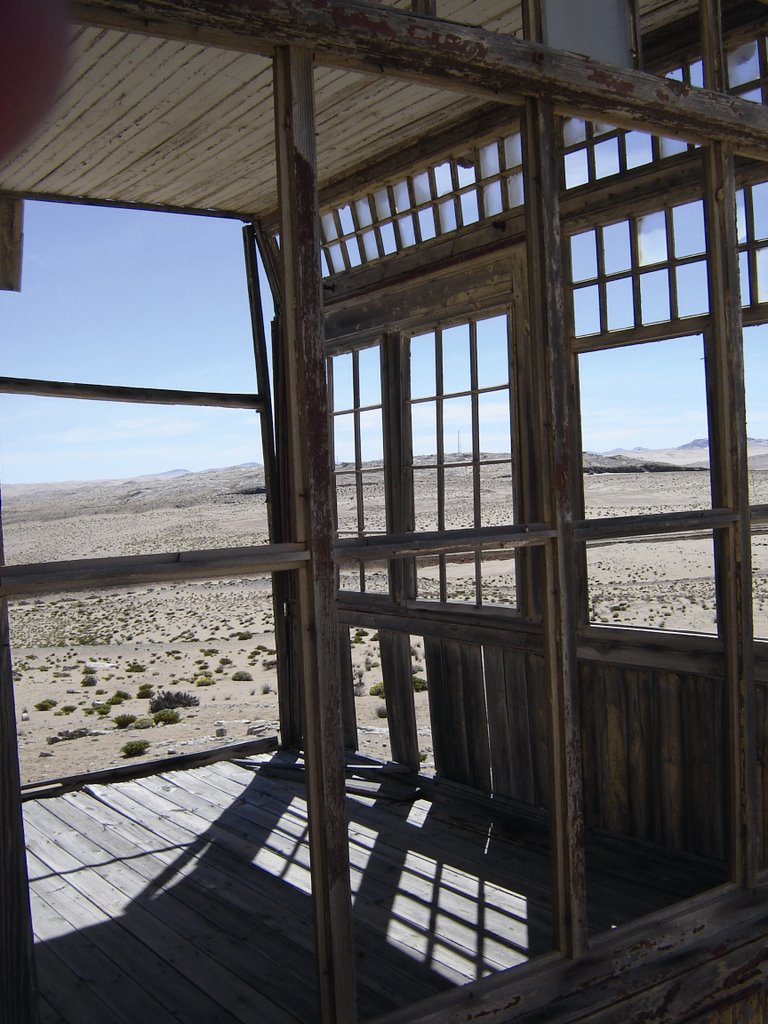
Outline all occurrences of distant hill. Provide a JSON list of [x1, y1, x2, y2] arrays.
[[590, 438, 768, 471]]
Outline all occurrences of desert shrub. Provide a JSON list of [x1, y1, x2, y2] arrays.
[[54, 705, 77, 716], [34, 699, 57, 711], [376, 704, 388, 719], [81, 676, 96, 688], [200, 648, 219, 656], [113, 713, 137, 729], [261, 682, 271, 695], [121, 740, 150, 758], [153, 709, 180, 725], [126, 662, 146, 673], [219, 657, 232, 666], [149, 690, 199, 712], [232, 671, 253, 682], [412, 676, 428, 692], [195, 676, 215, 687], [82, 666, 97, 676], [368, 682, 385, 698], [133, 717, 154, 729], [94, 704, 111, 717], [236, 631, 253, 640], [110, 689, 131, 702], [136, 684, 154, 699]]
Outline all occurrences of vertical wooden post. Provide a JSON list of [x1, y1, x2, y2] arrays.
[[0, 198, 23, 292], [521, 96, 588, 957], [0, 506, 39, 1024], [273, 46, 357, 1023], [699, 0, 757, 889]]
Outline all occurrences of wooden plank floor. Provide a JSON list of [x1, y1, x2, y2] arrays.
[[24, 755, 727, 1024]]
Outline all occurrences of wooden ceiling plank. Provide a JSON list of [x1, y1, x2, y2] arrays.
[[16, 35, 185, 193], [1, 30, 163, 186], [70, 0, 768, 159], [32, 45, 243, 196], [78, 54, 274, 199]]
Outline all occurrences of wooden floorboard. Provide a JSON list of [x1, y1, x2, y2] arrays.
[[24, 754, 727, 1024]]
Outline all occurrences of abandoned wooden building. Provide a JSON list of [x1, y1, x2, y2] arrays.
[[3, 0, 768, 1020]]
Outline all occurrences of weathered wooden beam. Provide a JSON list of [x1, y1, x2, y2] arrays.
[[0, 544, 309, 598], [0, 518, 39, 1023], [273, 45, 357, 1024], [70, 0, 768, 159], [0, 198, 23, 292], [699, 0, 758, 889], [522, 95, 587, 958], [335, 522, 554, 562], [0, 375, 266, 410], [368, 882, 768, 1024], [20, 735, 278, 801]]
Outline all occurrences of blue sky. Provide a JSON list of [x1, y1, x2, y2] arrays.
[[1, 201, 766, 483], [0, 201, 272, 482]]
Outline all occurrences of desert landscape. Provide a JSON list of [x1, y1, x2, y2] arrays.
[[5, 442, 768, 785]]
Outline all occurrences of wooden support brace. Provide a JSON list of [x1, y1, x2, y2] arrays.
[[273, 44, 357, 1024], [72, 0, 768, 159], [0, 198, 22, 292], [699, 0, 758, 889], [0, 523, 39, 1024], [522, 94, 588, 958]]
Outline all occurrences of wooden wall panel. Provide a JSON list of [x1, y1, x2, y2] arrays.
[[378, 630, 419, 768], [372, 626, 739, 864], [577, 663, 728, 861], [423, 637, 491, 791]]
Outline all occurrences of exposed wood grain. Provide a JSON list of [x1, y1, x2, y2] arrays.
[[0, 197, 23, 292], [0, 544, 308, 598], [523, 93, 587, 958], [0, 502, 39, 1023], [0, 375, 266, 410], [337, 626, 358, 752], [274, 45, 357, 1024], [378, 631, 419, 767], [699, 0, 758, 889], [70, 0, 768, 159]]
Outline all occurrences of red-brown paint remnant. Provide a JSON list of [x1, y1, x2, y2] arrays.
[[587, 67, 636, 98]]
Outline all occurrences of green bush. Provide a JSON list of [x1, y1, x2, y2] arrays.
[[113, 714, 137, 729], [149, 690, 199, 712], [232, 671, 253, 682], [34, 699, 57, 711], [126, 662, 146, 673], [133, 717, 154, 730], [368, 682, 385, 698], [376, 704, 388, 719], [412, 676, 428, 692], [121, 740, 150, 758], [153, 709, 180, 725]]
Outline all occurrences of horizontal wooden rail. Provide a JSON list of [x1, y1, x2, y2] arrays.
[[0, 376, 267, 411], [20, 734, 279, 801], [574, 507, 737, 541], [0, 543, 308, 597], [334, 523, 555, 561]]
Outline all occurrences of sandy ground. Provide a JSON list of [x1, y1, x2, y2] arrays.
[[6, 463, 768, 784]]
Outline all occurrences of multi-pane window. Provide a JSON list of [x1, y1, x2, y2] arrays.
[[737, 181, 768, 308], [568, 201, 709, 339], [726, 37, 768, 102], [561, 38, 768, 191], [319, 132, 524, 277], [407, 314, 516, 607], [329, 343, 386, 593]]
